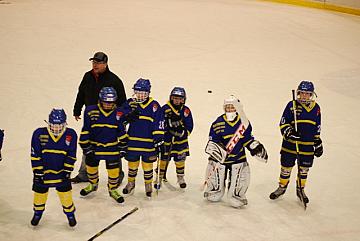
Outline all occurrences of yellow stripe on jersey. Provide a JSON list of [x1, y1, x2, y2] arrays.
[[90, 140, 118, 147], [42, 149, 67, 155], [44, 169, 64, 174], [69, 156, 76, 161], [64, 163, 74, 168], [91, 124, 117, 129], [81, 131, 90, 135], [139, 116, 154, 122], [95, 151, 120, 155], [32, 166, 43, 171], [280, 123, 291, 130], [79, 140, 90, 144], [173, 139, 188, 145], [153, 130, 165, 135], [129, 136, 154, 142], [128, 147, 156, 152], [118, 134, 128, 141], [292, 120, 316, 125], [44, 179, 63, 184], [223, 134, 234, 139], [31, 157, 41, 161], [286, 139, 314, 145], [281, 147, 314, 155]]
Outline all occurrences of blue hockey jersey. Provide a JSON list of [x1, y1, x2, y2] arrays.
[[31, 127, 77, 187], [280, 100, 321, 157], [209, 114, 254, 164], [126, 98, 165, 158], [79, 104, 127, 161], [162, 101, 194, 159]]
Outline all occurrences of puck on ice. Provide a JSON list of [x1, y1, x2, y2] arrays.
[[208, 90, 212, 93]]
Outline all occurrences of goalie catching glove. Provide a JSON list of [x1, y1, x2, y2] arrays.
[[247, 140, 268, 162]]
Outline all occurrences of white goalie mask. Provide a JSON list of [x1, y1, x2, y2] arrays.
[[223, 95, 243, 121]]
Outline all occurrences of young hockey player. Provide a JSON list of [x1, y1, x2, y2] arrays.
[[122, 78, 165, 198], [30, 109, 77, 226], [269, 80, 322, 204], [0, 129, 4, 161], [203, 95, 268, 208], [154, 87, 193, 189], [79, 87, 127, 203]]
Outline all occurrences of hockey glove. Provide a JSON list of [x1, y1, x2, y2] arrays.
[[117, 141, 128, 158], [33, 172, 44, 184], [125, 109, 140, 123], [248, 140, 268, 161], [167, 113, 182, 128], [283, 126, 301, 141], [169, 126, 186, 138], [314, 138, 323, 157]]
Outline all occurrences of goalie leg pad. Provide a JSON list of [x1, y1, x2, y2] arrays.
[[227, 162, 250, 208], [204, 160, 226, 202]]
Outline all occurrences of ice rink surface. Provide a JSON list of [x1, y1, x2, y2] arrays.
[[0, 0, 360, 240]]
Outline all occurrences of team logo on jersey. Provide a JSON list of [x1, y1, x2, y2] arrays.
[[153, 103, 158, 112], [184, 108, 190, 117], [116, 111, 123, 121], [65, 135, 72, 146]]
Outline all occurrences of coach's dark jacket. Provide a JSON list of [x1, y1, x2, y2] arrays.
[[73, 67, 127, 117]]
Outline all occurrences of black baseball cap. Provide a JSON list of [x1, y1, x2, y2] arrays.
[[89, 52, 108, 63]]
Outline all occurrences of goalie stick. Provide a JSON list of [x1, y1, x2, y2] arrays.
[[292, 90, 307, 210], [88, 207, 139, 241]]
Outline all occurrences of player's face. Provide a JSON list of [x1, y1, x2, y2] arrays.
[[101, 101, 115, 111], [49, 123, 66, 136], [224, 104, 236, 113], [171, 96, 185, 106], [92, 61, 107, 74], [298, 91, 312, 102], [134, 90, 149, 103]]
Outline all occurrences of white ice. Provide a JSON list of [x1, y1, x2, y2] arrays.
[[0, 0, 360, 240]]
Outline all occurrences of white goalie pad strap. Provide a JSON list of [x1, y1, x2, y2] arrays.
[[205, 141, 227, 164], [204, 160, 226, 202], [228, 162, 250, 207]]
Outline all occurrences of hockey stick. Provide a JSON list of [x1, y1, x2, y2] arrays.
[[292, 90, 307, 210], [88, 207, 139, 241], [162, 136, 174, 182]]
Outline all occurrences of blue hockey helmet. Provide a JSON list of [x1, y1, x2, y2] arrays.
[[48, 108, 67, 136], [99, 87, 118, 102], [133, 78, 151, 103], [297, 80, 314, 92], [297, 80, 316, 104], [133, 78, 151, 92], [49, 108, 67, 124], [170, 87, 186, 99]]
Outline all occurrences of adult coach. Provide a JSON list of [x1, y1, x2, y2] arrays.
[[72, 52, 127, 183]]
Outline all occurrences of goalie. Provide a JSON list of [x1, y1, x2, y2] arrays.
[[203, 95, 268, 208]]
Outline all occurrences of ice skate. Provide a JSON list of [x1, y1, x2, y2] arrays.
[[269, 186, 287, 200], [122, 182, 135, 195], [30, 212, 43, 226], [145, 183, 152, 198], [80, 183, 98, 196], [66, 213, 77, 227], [296, 187, 309, 204], [177, 175, 187, 189], [109, 189, 125, 203]]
